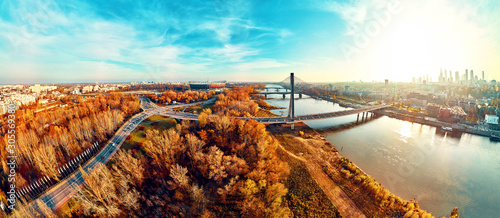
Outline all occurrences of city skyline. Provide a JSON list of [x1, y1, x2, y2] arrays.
[[1, 0, 499, 84]]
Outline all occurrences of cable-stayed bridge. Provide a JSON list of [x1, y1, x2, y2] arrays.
[[25, 74, 387, 212], [159, 104, 389, 125], [160, 73, 389, 127]]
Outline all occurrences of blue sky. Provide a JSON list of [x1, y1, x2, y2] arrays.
[[1, 0, 499, 84]]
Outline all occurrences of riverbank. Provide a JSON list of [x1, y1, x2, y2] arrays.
[[315, 95, 494, 139], [375, 109, 495, 138], [267, 123, 457, 218]]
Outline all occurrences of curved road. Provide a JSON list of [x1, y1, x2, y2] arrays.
[[30, 96, 384, 212], [30, 97, 215, 211]]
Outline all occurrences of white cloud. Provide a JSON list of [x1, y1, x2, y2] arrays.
[[199, 44, 260, 63]]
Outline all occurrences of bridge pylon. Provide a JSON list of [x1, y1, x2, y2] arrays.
[[287, 72, 295, 129]]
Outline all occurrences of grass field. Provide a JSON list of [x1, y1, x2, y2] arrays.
[[183, 103, 214, 114], [121, 115, 177, 151]]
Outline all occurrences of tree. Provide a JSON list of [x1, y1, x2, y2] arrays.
[[186, 133, 205, 162], [74, 165, 121, 217], [112, 150, 144, 185], [32, 143, 60, 180], [191, 184, 207, 213], [170, 164, 190, 188]]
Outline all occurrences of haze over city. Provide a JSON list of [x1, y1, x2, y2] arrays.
[[1, 0, 499, 84]]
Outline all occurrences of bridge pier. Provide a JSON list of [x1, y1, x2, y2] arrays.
[[299, 93, 302, 98], [283, 94, 286, 99], [362, 112, 365, 122], [357, 113, 360, 123], [264, 94, 267, 98]]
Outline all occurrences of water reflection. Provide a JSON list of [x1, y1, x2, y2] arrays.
[[263, 84, 500, 217]]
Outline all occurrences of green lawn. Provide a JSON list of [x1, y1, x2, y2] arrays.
[[184, 103, 214, 114], [121, 115, 177, 151]]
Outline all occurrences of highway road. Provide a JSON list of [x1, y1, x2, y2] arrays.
[[38, 108, 157, 210], [28, 96, 385, 212], [28, 97, 214, 211]]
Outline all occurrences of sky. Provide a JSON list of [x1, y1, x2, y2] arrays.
[[0, 0, 499, 84]]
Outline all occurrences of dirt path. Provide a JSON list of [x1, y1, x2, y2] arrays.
[[279, 144, 367, 218]]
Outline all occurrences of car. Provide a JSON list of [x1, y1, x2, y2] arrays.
[[101, 156, 104, 160], [110, 142, 115, 147]]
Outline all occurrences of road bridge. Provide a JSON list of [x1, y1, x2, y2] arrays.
[[250, 91, 304, 98], [159, 104, 389, 124], [26, 73, 388, 213]]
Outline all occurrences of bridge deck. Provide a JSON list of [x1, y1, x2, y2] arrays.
[[250, 92, 291, 95], [162, 105, 390, 124]]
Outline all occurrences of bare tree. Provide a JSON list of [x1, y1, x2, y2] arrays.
[[186, 134, 205, 162], [206, 146, 228, 185], [74, 164, 121, 217], [191, 184, 207, 213], [170, 164, 190, 189], [32, 143, 60, 180], [112, 150, 144, 185]]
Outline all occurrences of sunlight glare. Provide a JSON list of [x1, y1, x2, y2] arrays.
[[388, 24, 432, 82]]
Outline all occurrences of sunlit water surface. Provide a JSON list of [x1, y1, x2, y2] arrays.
[[264, 84, 500, 217]]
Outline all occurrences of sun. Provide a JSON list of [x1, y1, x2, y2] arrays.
[[387, 24, 432, 82]]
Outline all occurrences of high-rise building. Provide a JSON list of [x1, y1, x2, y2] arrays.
[[440, 69, 444, 83], [455, 71, 459, 83], [471, 70, 474, 82], [465, 69, 469, 83], [445, 70, 448, 81], [482, 71, 485, 81]]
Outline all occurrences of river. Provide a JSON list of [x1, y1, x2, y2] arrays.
[[263, 84, 500, 217]]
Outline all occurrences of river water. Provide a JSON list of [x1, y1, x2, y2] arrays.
[[264, 84, 500, 217]]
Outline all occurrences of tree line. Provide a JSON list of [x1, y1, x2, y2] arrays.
[[70, 110, 291, 217], [145, 90, 215, 105], [0, 93, 140, 204]]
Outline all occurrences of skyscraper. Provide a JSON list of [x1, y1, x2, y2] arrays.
[[465, 69, 469, 83], [471, 70, 474, 82], [482, 71, 485, 81], [455, 71, 459, 83]]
